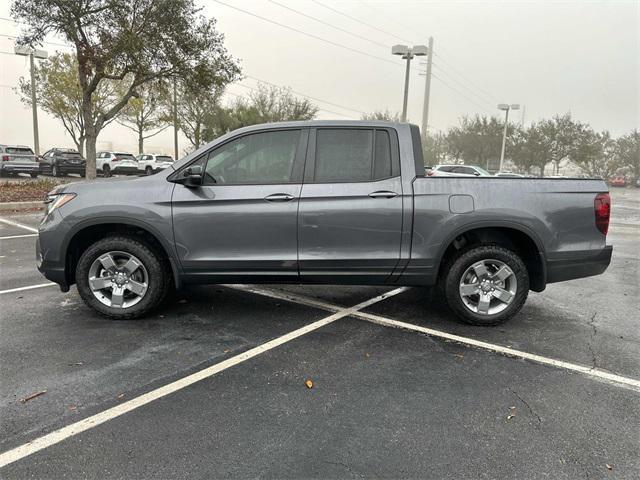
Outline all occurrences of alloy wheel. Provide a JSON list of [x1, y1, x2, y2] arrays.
[[88, 251, 149, 308], [458, 259, 517, 315]]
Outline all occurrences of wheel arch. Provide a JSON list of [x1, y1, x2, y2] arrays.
[[436, 221, 547, 292], [63, 217, 181, 289]]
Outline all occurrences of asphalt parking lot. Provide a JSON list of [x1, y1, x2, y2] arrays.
[[0, 188, 638, 479]]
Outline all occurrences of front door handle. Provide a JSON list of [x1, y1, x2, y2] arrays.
[[264, 193, 295, 202], [368, 190, 399, 199]]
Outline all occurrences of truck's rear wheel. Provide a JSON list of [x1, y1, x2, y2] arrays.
[[145, 166, 153, 175], [443, 245, 529, 326], [75, 236, 169, 319], [102, 165, 111, 177]]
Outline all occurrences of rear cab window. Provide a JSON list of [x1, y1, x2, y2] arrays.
[[6, 147, 34, 155], [311, 128, 400, 183]]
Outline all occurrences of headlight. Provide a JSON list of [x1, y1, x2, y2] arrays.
[[44, 192, 76, 214]]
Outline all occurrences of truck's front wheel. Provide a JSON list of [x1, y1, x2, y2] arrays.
[[443, 245, 529, 326], [75, 236, 170, 319]]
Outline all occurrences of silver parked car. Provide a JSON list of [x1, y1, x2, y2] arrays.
[[428, 164, 491, 177], [0, 145, 39, 178]]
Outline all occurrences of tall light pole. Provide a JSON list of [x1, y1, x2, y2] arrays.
[[172, 77, 179, 160], [14, 46, 48, 155], [420, 37, 434, 141], [497, 103, 520, 172], [392, 44, 427, 122]]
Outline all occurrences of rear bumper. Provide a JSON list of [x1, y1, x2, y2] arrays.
[[1, 163, 39, 173], [112, 165, 139, 175], [59, 164, 86, 174], [545, 246, 613, 284]]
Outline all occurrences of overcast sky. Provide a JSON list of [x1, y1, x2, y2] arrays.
[[0, 0, 638, 155]]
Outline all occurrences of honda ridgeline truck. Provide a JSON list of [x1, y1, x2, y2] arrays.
[[36, 121, 613, 325]]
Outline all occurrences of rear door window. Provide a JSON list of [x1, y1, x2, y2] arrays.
[[314, 129, 373, 182]]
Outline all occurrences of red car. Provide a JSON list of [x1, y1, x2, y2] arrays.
[[610, 176, 626, 187]]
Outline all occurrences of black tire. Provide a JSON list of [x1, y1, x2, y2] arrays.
[[103, 165, 111, 177], [75, 235, 170, 319], [145, 166, 153, 175], [30, 172, 38, 178], [442, 245, 529, 326]]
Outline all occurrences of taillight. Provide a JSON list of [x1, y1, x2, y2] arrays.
[[1, 155, 9, 161], [112, 157, 120, 162], [594, 192, 611, 235], [427, 170, 435, 176]]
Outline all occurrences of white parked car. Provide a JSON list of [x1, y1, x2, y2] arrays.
[[136, 154, 174, 175], [495, 172, 524, 178], [96, 151, 138, 177], [428, 164, 491, 177]]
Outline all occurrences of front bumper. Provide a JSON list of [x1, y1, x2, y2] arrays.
[[546, 246, 613, 284]]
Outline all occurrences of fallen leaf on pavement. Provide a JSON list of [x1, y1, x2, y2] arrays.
[[20, 390, 47, 403], [507, 414, 516, 420], [69, 405, 77, 411], [606, 464, 613, 471], [305, 379, 313, 389], [117, 393, 125, 400]]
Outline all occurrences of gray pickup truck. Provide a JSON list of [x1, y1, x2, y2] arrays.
[[37, 121, 612, 325]]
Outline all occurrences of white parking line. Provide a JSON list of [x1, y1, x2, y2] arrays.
[[0, 287, 407, 469], [0, 233, 38, 240], [0, 218, 39, 233], [0, 283, 56, 295], [231, 286, 640, 392]]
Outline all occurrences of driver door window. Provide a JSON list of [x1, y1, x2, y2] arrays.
[[204, 130, 301, 185]]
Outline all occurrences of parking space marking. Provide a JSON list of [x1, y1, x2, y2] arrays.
[[0, 218, 39, 233], [0, 287, 407, 469], [0, 234, 38, 240], [0, 283, 56, 295], [352, 311, 640, 393], [233, 286, 640, 393]]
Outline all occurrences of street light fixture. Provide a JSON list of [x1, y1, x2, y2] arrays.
[[497, 103, 520, 173], [392, 44, 427, 122], [14, 45, 48, 155]]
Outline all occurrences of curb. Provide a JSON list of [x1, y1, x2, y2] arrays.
[[0, 201, 44, 212]]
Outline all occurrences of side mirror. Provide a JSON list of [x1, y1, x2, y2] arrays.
[[181, 165, 203, 187], [473, 172, 481, 176]]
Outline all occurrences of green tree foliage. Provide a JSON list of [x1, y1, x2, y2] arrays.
[[116, 80, 170, 154], [175, 80, 225, 150], [616, 130, 640, 183], [445, 115, 504, 170], [12, 0, 240, 178], [570, 130, 619, 179], [509, 123, 554, 176], [361, 110, 401, 122], [536, 113, 588, 175], [17, 53, 117, 156], [422, 132, 448, 166], [201, 84, 319, 145]]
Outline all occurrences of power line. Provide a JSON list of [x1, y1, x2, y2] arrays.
[[210, 0, 400, 67], [431, 62, 494, 108], [431, 73, 492, 115], [0, 33, 72, 49], [433, 50, 500, 103], [225, 85, 355, 118], [244, 75, 367, 115], [230, 83, 356, 118], [310, 0, 413, 44], [356, 1, 424, 44], [266, 0, 388, 49]]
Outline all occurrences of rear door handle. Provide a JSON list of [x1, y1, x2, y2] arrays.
[[368, 190, 399, 199], [264, 193, 295, 202]]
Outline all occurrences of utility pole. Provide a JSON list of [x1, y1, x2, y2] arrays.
[[392, 44, 427, 122], [421, 37, 433, 141], [401, 55, 411, 122], [521, 105, 526, 126], [497, 103, 520, 172], [172, 77, 179, 160], [14, 46, 47, 155]]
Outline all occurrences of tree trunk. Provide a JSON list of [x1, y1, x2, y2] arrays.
[[138, 130, 144, 154], [85, 127, 97, 180], [78, 136, 85, 158]]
